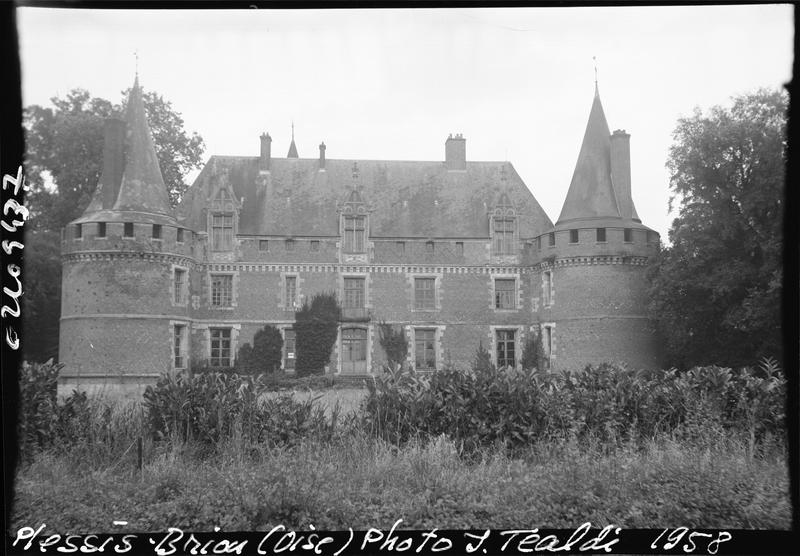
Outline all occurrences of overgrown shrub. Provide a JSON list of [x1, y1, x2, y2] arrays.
[[472, 342, 494, 374], [237, 325, 283, 374], [363, 359, 786, 453], [378, 321, 408, 369], [143, 371, 330, 450], [18, 360, 61, 456], [520, 332, 545, 371], [295, 292, 341, 376]]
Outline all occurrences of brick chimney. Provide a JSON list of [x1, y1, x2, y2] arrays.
[[445, 133, 466, 171], [259, 132, 272, 174], [319, 141, 326, 170], [610, 129, 632, 219], [100, 117, 125, 209]]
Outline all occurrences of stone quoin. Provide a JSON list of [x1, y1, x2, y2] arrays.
[[58, 76, 660, 383]]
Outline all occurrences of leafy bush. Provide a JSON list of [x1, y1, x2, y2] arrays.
[[18, 360, 60, 456], [363, 360, 786, 453], [378, 321, 408, 369], [237, 325, 283, 374], [295, 292, 341, 376], [520, 332, 545, 371], [143, 370, 330, 450], [472, 342, 494, 374]]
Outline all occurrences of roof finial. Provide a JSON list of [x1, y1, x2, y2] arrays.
[[291, 120, 295, 141], [134, 49, 139, 80], [593, 55, 598, 96], [352, 162, 359, 182]]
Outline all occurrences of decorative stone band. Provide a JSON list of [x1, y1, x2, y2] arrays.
[[62, 250, 194, 268], [537, 255, 650, 270]]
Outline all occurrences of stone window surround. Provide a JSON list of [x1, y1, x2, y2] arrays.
[[207, 270, 239, 309], [169, 319, 190, 370], [539, 322, 557, 367], [171, 263, 190, 308], [339, 271, 371, 310], [488, 325, 525, 369], [489, 272, 521, 312], [280, 272, 304, 310], [407, 271, 443, 312], [406, 324, 445, 371], [196, 322, 241, 368], [541, 269, 555, 308]]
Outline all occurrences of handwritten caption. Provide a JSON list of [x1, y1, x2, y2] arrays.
[[12, 521, 733, 555], [2, 166, 28, 350]]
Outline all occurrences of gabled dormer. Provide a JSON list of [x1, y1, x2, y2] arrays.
[[206, 177, 241, 253], [337, 162, 372, 263], [489, 165, 518, 259]]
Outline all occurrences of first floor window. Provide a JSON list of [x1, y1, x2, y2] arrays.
[[210, 328, 231, 367], [414, 329, 436, 370], [414, 277, 436, 310], [174, 268, 187, 304], [211, 274, 233, 307], [343, 277, 365, 309], [496, 329, 516, 368], [543, 270, 553, 307], [174, 324, 187, 369], [494, 278, 516, 309], [285, 276, 297, 308]]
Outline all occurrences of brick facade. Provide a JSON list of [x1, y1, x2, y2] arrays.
[[58, 77, 662, 382]]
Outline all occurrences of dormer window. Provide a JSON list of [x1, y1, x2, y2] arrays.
[[492, 217, 516, 255], [343, 216, 365, 253], [210, 188, 237, 252]]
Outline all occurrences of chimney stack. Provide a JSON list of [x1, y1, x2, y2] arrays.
[[100, 118, 126, 209], [259, 132, 272, 174], [319, 142, 326, 170], [445, 133, 466, 171], [610, 129, 632, 219]]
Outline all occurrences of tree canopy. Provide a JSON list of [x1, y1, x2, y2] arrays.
[[647, 88, 786, 368], [23, 87, 205, 231]]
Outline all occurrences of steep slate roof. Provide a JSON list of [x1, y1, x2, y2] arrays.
[[75, 76, 177, 226], [178, 157, 553, 239], [556, 87, 622, 226]]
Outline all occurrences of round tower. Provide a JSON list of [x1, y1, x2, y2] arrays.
[[59, 76, 195, 386], [531, 86, 661, 371]]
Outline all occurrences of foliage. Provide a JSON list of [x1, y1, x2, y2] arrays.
[[237, 325, 283, 374], [378, 321, 408, 369], [21, 230, 62, 363], [142, 371, 329, 450], [294, 292, 341, 376], [520, 331, 545, 371], [647, 88, 786, 368], [363, 360, 786, 453], [23, 87, 205, 231], [472, 341, 494, 374], [18, 360, 60, 456]]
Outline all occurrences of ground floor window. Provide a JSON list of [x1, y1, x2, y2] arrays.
[[341, 327, 367, 374], [210, 327, 232, 367], [414, 328, 436, 370], [174, 324, 187, 369], [496, 329, 516, 368], [284, 328, 296, 370], [542, 325, 553, 370]]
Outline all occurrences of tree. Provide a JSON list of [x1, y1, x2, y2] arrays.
[[237, 325, 283, 374], [378, 321, 408, 369], [23, 87, 205, 231], [294, 293, 341, 376], [472, 341, 495, 374], [21, 230, 62, 363], [647, 89, 786, 368]]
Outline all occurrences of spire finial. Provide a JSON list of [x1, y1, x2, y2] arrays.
[[593, 56, 598, 96], [352, 162, 359, 182], [291, 120, 295, 141], [134, 49, 139, 79]]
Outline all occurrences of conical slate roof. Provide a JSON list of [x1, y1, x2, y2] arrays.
[[556, 87, 621, 226], [287, 139, 299, 158], [112, 76, 175, 220]]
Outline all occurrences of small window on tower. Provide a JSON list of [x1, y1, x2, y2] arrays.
[[124, 222, 134, 238], [397, 241, 405, 254], [97, 222, 106, 238], [259, 240, 269, 251], [548, 232, 555, 247], [624, 228, 633, 243], [596, 228, 606, 242], [152, 224, 162, 239], [569, 229, 579, 243], [310, 240, 320, 252], [425, 241, 434, 254], [176, 228, 184, 243], [75, 224, 82, 240], [455, 242, 464, 256], [285, 239, 295, 252]]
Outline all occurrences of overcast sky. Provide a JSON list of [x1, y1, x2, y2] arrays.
[[17, 6, 793, 240]]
